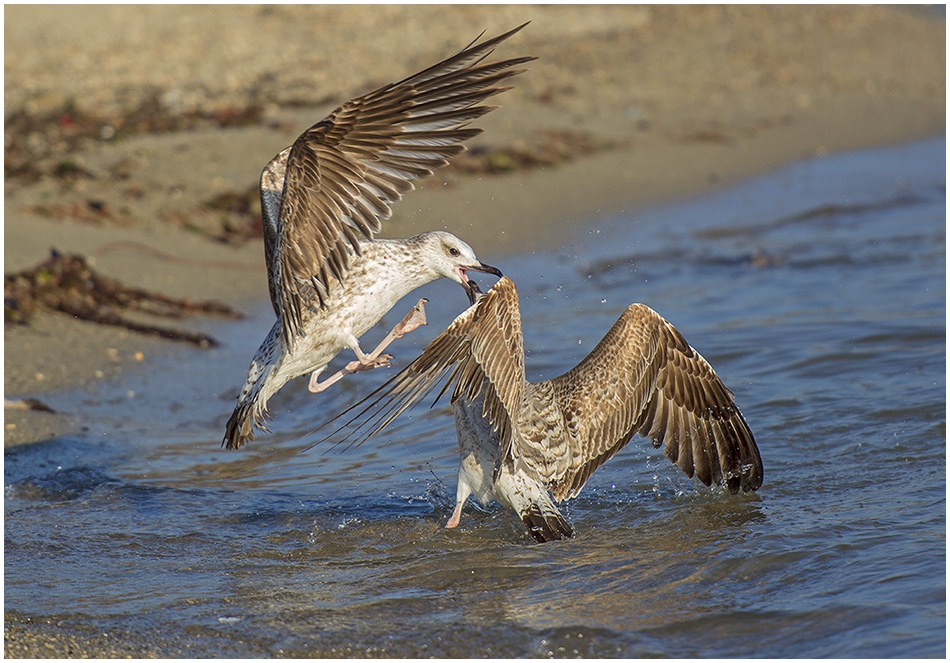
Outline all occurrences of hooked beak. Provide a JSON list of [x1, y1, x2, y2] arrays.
[[469, 262, 503, 278]]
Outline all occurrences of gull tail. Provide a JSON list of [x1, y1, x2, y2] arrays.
[[223, 322, 280, 450], [519, 498, 574, 543], [498, 468, 574, 542], [223, 399, 260, 450]]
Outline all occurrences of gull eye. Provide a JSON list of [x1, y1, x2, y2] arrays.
[[449, 247, 460, 257]]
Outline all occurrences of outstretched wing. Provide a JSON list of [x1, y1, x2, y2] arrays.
[[544, 304, 762, 500], [261, 23, 535, 346], [312, 277, 526, 454]]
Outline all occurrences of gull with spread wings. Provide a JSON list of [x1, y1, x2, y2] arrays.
[[318, 277, 763, 543], [223, 25, 534, 450]]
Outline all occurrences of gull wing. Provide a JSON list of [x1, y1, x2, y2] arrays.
[[315, 276, 526, 453], [545, 304, 762, 500], [261, 24, 534, 346]]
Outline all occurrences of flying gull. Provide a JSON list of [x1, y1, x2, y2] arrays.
[[223, 25, 534, 449], [318, 277, 763, 543]]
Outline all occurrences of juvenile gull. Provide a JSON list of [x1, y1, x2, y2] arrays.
[[319, 277, 763, 543], [223, 25, 534, 449]]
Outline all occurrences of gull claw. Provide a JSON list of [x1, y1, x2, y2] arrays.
[[393, 299, 428, 337], [349, 353, 393, 371]]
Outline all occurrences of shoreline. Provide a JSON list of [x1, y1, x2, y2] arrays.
[[5, 128, 944, 449], [2, 5, 946, 656], [4, 5, 945, 450]]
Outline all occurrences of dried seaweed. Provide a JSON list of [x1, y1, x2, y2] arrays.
[[4, 250, 243, 347]]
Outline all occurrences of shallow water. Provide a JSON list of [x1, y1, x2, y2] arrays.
[[5, 138, 945, 657]]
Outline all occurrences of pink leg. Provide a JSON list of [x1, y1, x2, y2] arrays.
[[446, 502, 464, 529], [308, 299, 428, 394], [308, 359, 391, 393]]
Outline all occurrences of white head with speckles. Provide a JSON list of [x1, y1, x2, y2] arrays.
[[415, 231, 503, 297]]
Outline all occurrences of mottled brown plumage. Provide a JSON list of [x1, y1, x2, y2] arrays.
[[223, 25, 531, 450], [264, 23, 535, 349], [324, 277, 762, 542]]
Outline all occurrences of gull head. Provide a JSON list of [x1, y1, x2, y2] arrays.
[[419, 231, 502, 293]]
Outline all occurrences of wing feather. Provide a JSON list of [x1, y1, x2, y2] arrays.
[[546, 304, 762, 500], [311, 277, 526, 454], [310, 285, 762, 498], [265, 24, 535, 347]]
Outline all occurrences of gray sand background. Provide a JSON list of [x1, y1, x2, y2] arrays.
[[2, 5, 945, 655]]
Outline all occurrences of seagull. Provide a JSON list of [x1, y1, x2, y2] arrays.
[[223, 25, 535, 450], [317, 277, 763, 543]]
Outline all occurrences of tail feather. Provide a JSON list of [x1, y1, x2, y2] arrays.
[[223, 323, 281, 450], [492, 453, 574, 543], [222, 388, 271, 450], [520, 501, 573, 543], [223, 402, 256, 450]]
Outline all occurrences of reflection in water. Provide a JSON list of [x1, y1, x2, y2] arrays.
[[501, 498, 767, 632], [4, 139, 945, 657]]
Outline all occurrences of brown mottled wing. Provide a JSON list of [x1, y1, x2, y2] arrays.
[[545, 304, 762, 501], [268, 24, 534, 347], [316, 277, 526, 454]]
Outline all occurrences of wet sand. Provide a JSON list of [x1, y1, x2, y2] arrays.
[[2, 4, 945, 656]]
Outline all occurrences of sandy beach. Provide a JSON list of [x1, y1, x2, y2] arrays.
[[2, 4, 945, 656]]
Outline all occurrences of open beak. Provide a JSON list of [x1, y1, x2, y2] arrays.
[[458, 262, 504, 305], [458, 262, 500, 305]]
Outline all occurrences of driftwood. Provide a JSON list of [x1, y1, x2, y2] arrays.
[[4, 249, 243, 347]]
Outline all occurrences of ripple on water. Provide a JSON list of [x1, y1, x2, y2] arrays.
[[4, 139, 945, 657]]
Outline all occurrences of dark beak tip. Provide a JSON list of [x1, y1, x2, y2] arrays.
[[477, 262, 503, 278]]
